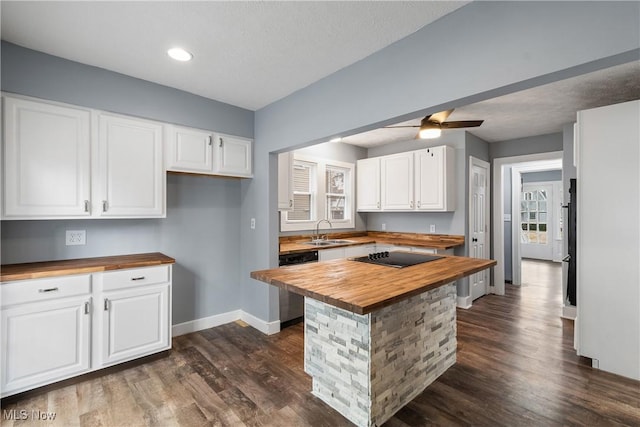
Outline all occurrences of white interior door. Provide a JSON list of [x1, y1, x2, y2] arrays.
[[469, 157, 490, 301], [520, 183, 554, 260]]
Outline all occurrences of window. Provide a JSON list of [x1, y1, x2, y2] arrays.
[[289, 161, 315, 221], [281, 154, 355, 232], [521, 189, 548, 244], [326, 166, 347, 220]]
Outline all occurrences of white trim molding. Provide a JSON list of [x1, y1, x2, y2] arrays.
[[172, 309, 280, 337], [240, 311, 281, 335], [456, 295, 473, 309]]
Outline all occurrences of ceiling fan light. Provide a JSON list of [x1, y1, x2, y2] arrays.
[[419, 128, 442, 139]]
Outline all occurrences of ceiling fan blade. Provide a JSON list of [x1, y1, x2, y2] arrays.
[[382, 125, 419, 129], [440, 120, 484, 129], [427, 109, 454, 123]]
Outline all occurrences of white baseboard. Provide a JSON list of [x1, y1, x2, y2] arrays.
[[172, 310, 241, 337], [172, 309, 280, 337], [240, 311, 281, 335], [456, 295, 472, 309], [561, 304, 577, 320]]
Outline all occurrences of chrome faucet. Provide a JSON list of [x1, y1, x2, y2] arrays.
[[314, 219, 333, 241]]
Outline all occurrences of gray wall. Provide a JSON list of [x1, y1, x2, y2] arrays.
[[245, 1, 640, 322], [494, 133, 564, 281], [522, 170, 563, 183], [1, 43, 253, 325]]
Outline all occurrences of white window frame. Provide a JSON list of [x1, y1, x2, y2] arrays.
[[280, 154, 355, 232]]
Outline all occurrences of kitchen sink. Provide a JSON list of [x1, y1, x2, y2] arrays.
[[300, 239, 355, 246]]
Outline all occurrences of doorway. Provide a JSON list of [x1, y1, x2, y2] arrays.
[[492, 151, 563, 295], [469, 156, 490, 301], [510, 161, 562, 285]]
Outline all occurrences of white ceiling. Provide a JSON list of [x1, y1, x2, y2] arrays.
[[2, 1, 639, 146], [0, 1, 467, 111]]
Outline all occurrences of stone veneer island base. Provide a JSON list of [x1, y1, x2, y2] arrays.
[[250, 254, 496, 426], [304, 283, 456, 427]]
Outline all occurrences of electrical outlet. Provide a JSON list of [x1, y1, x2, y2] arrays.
[[381, 223, 386, 231], [429, 224, 436, 233], [250, 218, 256, 229], [66, 230, 86, 246]]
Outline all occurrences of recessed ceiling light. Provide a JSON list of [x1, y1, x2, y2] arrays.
[[167, 48, 193, 62]]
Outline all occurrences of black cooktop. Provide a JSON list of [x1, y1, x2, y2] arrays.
[[351, 251, 443, 268]]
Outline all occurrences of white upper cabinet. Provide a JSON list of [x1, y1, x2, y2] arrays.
[[97, 113, 165, 218], [278, 152, 294, 211], [381, 152, 414, 210], [213, 133, 253, 177], [2, 96, 91, 219], [357, 145, 456, 213], [414, 146, 455, 211], [165, 125, 214, 174], [356, 157, 381, 211]]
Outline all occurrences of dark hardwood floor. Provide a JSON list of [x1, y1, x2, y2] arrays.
[[3, 262, 639, 426]]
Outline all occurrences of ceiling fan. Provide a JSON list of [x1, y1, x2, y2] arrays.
[[384, 109, 484, 139]]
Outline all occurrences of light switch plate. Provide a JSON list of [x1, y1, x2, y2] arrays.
[[430, 224, 436, 233]]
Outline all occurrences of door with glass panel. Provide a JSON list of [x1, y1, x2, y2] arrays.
[[520, 183, 554, 260]]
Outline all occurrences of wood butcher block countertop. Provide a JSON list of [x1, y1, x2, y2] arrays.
[[1, 252, 175, 282], [279, 231, 465, 255], [251, 254, 496, 314]]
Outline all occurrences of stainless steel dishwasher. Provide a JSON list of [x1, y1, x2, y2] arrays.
[[278, 250, 318, 328]]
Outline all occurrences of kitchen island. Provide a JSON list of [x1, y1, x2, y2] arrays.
[[251, 253, 495, 427]]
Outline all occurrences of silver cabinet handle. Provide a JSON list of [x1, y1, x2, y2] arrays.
[[377, 202, 380, 209], [207, 135, 212, 146], [417, 201, 421, 208], [410, 201, 414, 208], [219, 137, 224, 148], [131, 276, 145, 281], [84, 301, 91, 315], [102, 200, 108, 212], [84, 200, 90, 212], [104, 298, 109, 311], [289, 199, 293, 208], [38, 287, 59, 293]]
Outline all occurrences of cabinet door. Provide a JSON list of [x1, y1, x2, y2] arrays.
[[356, 158, 381, 211], [278, 152, 294, 210], [100, 284, 170, 366], [415, 146, 455, 211], [214, 134, 253, 177], [3, 96, 91, 219], [344, 245, 374, 258], [318, 247, 346, 261], [166, 125, 214, 173], [98, 113, 165, 217], [1, 296, 91, 396], [381, 152, 414, 210], [415, 147, 444, 210]]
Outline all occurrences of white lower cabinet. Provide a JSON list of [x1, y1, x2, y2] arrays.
[[100, 282, 170, 367], [318, 247, 346, 261], [0, 265, 172, 398], [1, 275, 92, 397]]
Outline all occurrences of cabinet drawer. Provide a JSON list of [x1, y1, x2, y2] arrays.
[[102, 265, 170, 291], [1, 275, 91, 307]]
